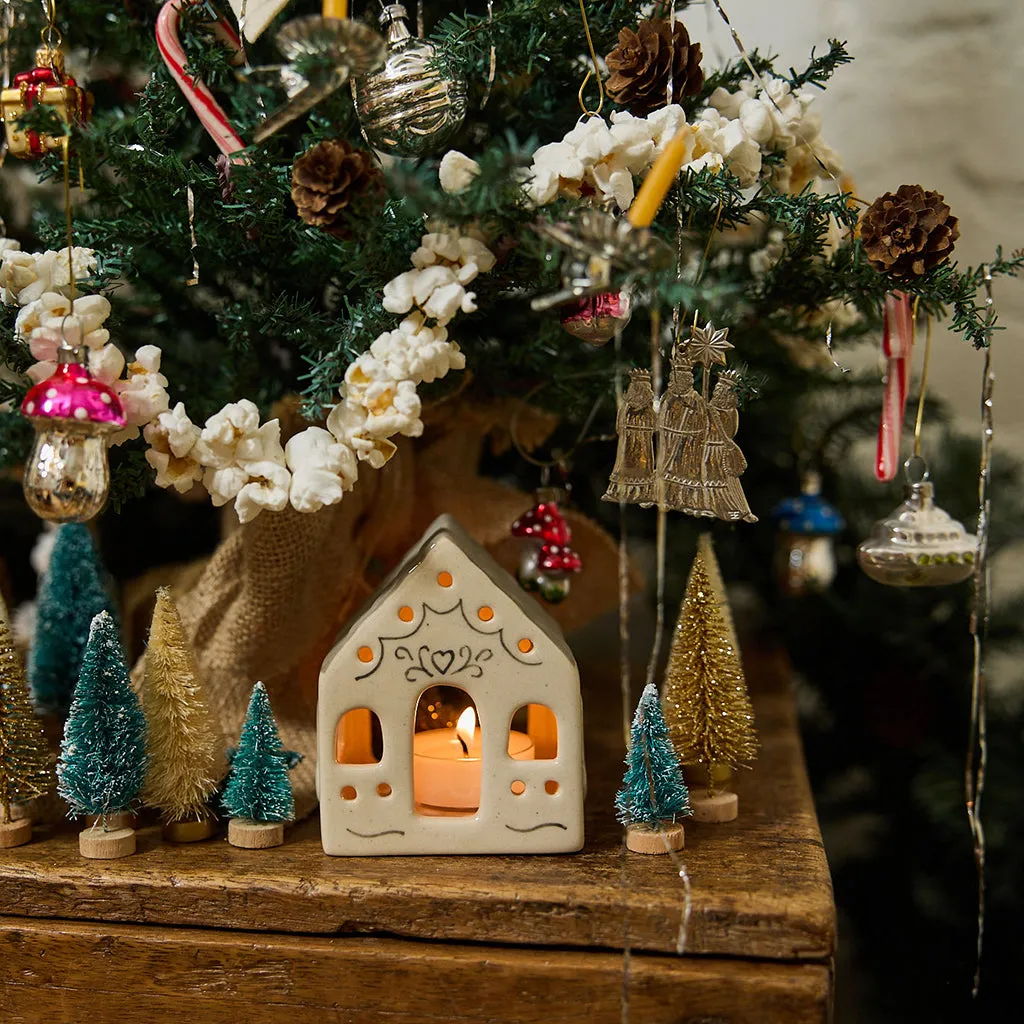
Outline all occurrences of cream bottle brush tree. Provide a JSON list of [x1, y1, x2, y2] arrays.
[[141, 588, 226, 842]]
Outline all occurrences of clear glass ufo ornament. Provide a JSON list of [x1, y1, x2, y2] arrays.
[[857, 457, 977, 587]]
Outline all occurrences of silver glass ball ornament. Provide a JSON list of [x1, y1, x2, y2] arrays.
[[352, 4, 467, 157]]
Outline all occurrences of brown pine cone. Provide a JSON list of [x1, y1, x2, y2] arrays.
[[860, 184, 960, 279], [291, 139, 384, 239], [605, 18, 704, 117]]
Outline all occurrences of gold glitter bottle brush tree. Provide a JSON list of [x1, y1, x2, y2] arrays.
[[0, 620, 52, 849], [661, 545, 758, 824]]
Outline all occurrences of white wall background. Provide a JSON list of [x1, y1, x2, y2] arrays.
[[691, 0, 1024, 455]]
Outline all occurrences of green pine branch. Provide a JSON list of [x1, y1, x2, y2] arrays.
[[786, 40, 852, 90]]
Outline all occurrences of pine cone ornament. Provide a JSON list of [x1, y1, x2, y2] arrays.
[[605, 18, 704, 117], [860, 184, 960, 279], [291, 140, 384, 239]]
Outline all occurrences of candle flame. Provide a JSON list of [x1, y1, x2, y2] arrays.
[[456, 706, 476, 755]]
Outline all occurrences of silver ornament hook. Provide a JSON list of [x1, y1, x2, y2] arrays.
[[57, 312, 85, 365], [903, 454, 930, 486]]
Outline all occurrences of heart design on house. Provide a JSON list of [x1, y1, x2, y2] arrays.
[[393, 643, 494, 683], [431, 649, 456, 675]]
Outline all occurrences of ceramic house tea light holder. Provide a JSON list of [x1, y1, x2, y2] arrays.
[[317, 515, 585, 855]]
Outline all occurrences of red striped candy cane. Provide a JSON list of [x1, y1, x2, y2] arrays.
[[875, 291, 914, 481], [156, 0, 249, 164]]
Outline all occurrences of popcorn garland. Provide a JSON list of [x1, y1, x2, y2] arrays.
[[2, 231, 492, 524], [460, 77, 841, 212], [706, 78, 842, 194], [1, 244, 171, 448]]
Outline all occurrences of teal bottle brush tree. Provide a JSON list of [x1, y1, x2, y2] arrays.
[[616, 683, 692, 854], [56, 611, 147, 860], [29, 524, 119, 718], [222, 681, 295, 850]]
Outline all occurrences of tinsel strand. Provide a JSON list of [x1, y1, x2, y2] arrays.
[[613, 312, 634, 1024], [966, 267, 995, 998], [823, 317, 851, 374], [480, 0, 496, 108], [661, 836, 692, 954], [186, 185, 200, 286], [645, 309, 668, 690], [614, 321, 632, 750]]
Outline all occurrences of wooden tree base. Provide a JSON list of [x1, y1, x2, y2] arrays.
[[79, 826, 136, 860], [0, 818, 33, 848], [9, 798, 37, 822], [164, 818, 217, 843], [228, 818, 284, 849], [690, 791, 739, 823], [625, 822, 685, 855], [85, 811, 137, 831]]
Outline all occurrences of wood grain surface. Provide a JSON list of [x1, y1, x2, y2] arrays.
[[0, 915, 831, 1024], [0, 648, 835, 961]]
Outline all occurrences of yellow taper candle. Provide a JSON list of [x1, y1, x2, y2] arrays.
[[322, 0, 349, 20], [627, 127, 692, 229]]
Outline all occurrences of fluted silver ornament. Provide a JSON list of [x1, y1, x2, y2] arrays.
[[353, 4, 467, 157], [253, 15, 387, 143]]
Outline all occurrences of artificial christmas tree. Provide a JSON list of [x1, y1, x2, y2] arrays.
[[0, 620, 51, 847], [223, 682, 294, 849], [29, 524, 118, 717], [662, 549, 758, 823], [141, 588, 225, 841], [57, 610, 147, 858], [616, 683, 691, 854]]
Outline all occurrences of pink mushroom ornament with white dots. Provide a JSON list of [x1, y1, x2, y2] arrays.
[[21, 337, 126, 523]]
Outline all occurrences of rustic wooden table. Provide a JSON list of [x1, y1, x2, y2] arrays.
[[0, 650, 834, 1024]]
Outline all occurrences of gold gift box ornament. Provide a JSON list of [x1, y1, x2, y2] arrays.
[[1, 45, 92, 159]]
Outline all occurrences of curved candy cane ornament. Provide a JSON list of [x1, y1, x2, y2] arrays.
[[156, 0, 249, 164], [875, 291, 914, 482]]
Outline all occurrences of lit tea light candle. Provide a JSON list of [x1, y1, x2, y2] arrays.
[[413, 706, 534, 811]]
